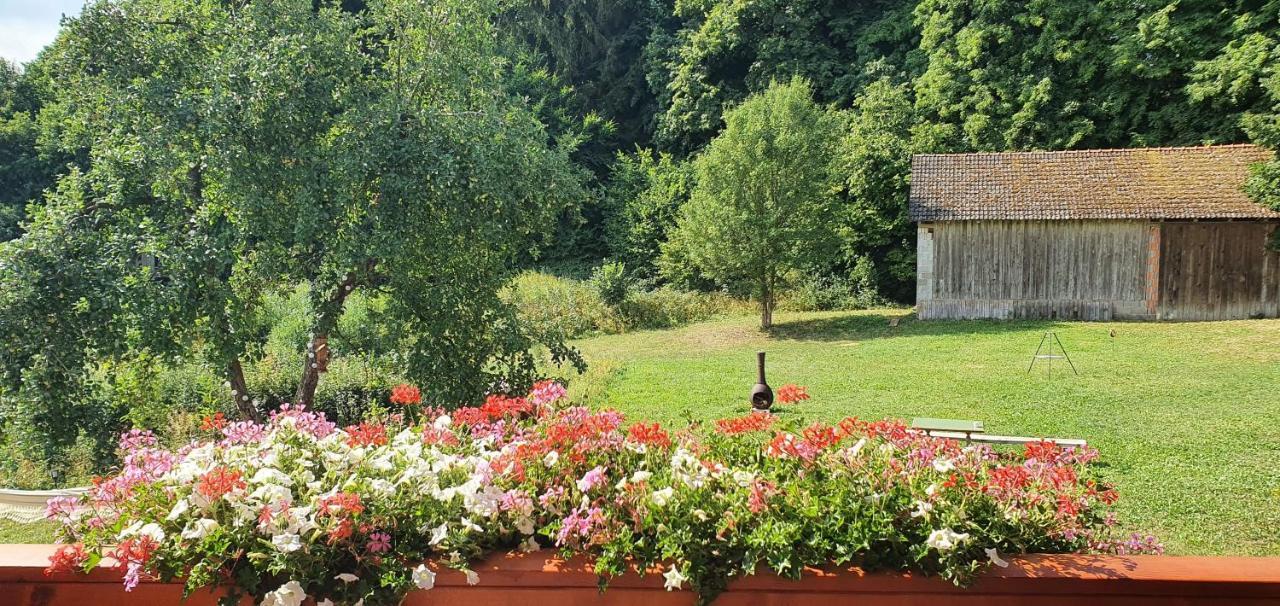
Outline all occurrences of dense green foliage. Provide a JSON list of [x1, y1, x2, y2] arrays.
[[667, 79, 842, 328], [0, 0, 586, 470]]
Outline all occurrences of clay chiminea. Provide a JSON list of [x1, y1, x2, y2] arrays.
[[750, 351, 773, 411]]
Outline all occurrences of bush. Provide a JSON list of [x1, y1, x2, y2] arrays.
[[503, 271, 622, 340], [49, 383, 1158, 606], [619, 287, 751, 330], [590, 261, 631, 306], [783, 267, 885, 312]]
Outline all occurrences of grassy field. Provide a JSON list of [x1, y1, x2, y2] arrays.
[[563, 309, 1280, 556], [0, 518, 57, 543]]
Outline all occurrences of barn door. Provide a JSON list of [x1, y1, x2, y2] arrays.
[[1158, 222, 1280, 320]]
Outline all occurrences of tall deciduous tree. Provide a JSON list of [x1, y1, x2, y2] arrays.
[[667, 78, 841, 328], [0, 0, 584, 459]]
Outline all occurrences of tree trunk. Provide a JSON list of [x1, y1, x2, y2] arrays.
[[760, 275, 773, 329], [293, 274, 358, 407], [227, 358, 261, 422]]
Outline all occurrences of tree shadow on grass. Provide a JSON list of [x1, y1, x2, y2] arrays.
[[766, 312, 1062, 344]]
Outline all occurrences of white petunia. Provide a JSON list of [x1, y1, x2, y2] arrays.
[[926, 528, 969, 551], [137, 523, 166, 542], [461, 517, 482, 533], [464, 569, 479, 586], [429, 523, 449, 546], [260, 580, 306, 606], [910, 500, 934, 518], [516, 516, 535, 535], [985, 547, 1009, 568], [334, 573, 359, 584], [662, 564, 688, 591], [271, 533, 303, 553], [165, 498, 190, 521], [543, 451, 559, 467], [412, 564, 436, 590], [433, 415, 452, 431], [180, 518, 219, 540], [318, 600, 334, 606], [630, 470, 652, 484], [519, 536, 541, 553], [650, 487, 675, 507]]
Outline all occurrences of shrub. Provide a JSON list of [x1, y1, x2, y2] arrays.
[[503, 271, 621, 340], [619, 287, 750, 330], [590, 260, 631, 307], [49, 383, 1157, 606]]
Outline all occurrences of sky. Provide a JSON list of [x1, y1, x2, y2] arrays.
[[0, 0, 84, 65]]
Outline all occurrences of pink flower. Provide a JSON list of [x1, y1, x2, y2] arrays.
[[366, 532, 391, 554], [44, 496, 80, 520], [555, 505, 604, 546], [528, 380, 567, 408], [576, 466, 607, 493]]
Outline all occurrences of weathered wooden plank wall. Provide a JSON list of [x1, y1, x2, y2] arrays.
[[917, 220, 1280, 321], [917, 220, 1153, 320], [1158, 221, 1280, 320]]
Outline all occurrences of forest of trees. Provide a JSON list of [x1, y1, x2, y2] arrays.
[[4, 0, 1279, 300], [0, 0, 1277, 482]]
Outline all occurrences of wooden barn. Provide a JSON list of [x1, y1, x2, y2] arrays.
[[910, 144, 1280, 321]]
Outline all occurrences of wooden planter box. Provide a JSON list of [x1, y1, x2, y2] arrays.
[[4, 544, 1279, 605]]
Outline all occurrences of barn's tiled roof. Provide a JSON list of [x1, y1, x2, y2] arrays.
[[909, 144, 1280, 221]]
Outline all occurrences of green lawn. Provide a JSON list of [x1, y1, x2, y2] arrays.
[[563, 309, 1280, 556], [0, 518, 57, 543]]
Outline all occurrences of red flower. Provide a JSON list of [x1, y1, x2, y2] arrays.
[[776, 384, 810, 404], [345, 422, 388, 448], [318, 492, 365, 517], [196, 466, 245, 501], [801, 422, 839, 450], [390, 384, 422, 405], [748, 479, 778, 513], [715, 412, 776, 435], [1024, 440, 1060, 462], [627, 422, 671, 448], [44, 543, 87, 576], [200, 412, 227, 431]]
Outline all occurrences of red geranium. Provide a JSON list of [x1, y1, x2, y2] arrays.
[[44, 543, 87, 576], [200, 412, 227, 431], [776, 384, 810, 404], [345, 422, 389, 448], [390, 384, 422, 405], [195, 466, 245, 501], [715, 412, 776, 435], [627, 422, 671, 448]]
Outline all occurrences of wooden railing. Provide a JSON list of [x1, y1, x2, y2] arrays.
[[4, 544, 1279, 605]]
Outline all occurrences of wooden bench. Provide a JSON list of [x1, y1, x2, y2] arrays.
[[911, 417, 1086, 448]]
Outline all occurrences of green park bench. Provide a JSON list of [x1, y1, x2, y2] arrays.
[[910, 417, 1086, 448]]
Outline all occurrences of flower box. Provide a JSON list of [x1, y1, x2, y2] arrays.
[[6, 545, 1280, 605]]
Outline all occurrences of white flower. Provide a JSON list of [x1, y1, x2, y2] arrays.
[[925, 483, 939, 497], [271, 533, 303, 553], [166, 498, 190, 521], [251, 468, 293, 486], [433, 415, 452, 430], [543, 451, 559, 467], [180, 518, 219, 540], [651, 487, 675, 507], [137, 523, 166, 542], [334, 573, 359, 584], [464, 569, 479, 586], [318, 600, 334, 606], [933, 458, 956, 473], [910, 500, 934, 518], [516, 516, 535, 535], [461, 517, 482, 533], [630, 470, 652, 484], [429, 523, 449, 546], [412, 564, 436, 590], [519, 535, 541, 553], [732, 470, 755, 487], [926, 528, 969, 551], [260, 580, 306, 606], [985, 547, 1009, 568], [662, 564, 688, 591]]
